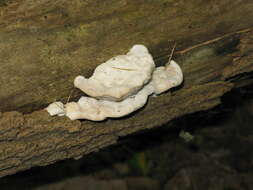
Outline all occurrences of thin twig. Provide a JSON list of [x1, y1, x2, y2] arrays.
[[66, 89, 74, 104], [168, 42, 176, 65]]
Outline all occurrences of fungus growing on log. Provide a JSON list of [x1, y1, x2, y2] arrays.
[[46, 45, 183, 121], [74, 45, 155, 101]]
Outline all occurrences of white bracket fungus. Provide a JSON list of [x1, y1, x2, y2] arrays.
[[46, 101, 65, 116], [151, 60, 183, 95], [74, 45, 155, 101], [46, 45, 183, 121]]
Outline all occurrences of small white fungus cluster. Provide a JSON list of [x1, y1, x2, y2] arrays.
[[46, 45, 183, 121]]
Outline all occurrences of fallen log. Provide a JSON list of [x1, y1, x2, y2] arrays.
[[0, 0, 253, 177]]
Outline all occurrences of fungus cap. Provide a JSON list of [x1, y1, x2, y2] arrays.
[[151, 60, 183, 95], [74, 45, 155, 101], [64, 83, 154, 120], [45, 102, 65, 116]]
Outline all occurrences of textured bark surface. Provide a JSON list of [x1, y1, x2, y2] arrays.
[[0, 0, 253, 112], [0, 0, 253, 177]]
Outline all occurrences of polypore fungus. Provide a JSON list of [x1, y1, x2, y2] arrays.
[[46, 101, 65, 116], [151, 60, 183, 95], [63, 84, 154, 121], [46, 45, 183, 121], [74, 45, 155, 101]]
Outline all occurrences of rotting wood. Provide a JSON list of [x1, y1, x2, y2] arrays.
[[1, 0, 253, 112], [0, 29, 253, 177], [0, 0, 253, 178], [0, 81, 233, 178]]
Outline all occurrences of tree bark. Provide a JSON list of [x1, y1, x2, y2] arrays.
[[0, 0, 253, 177]]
